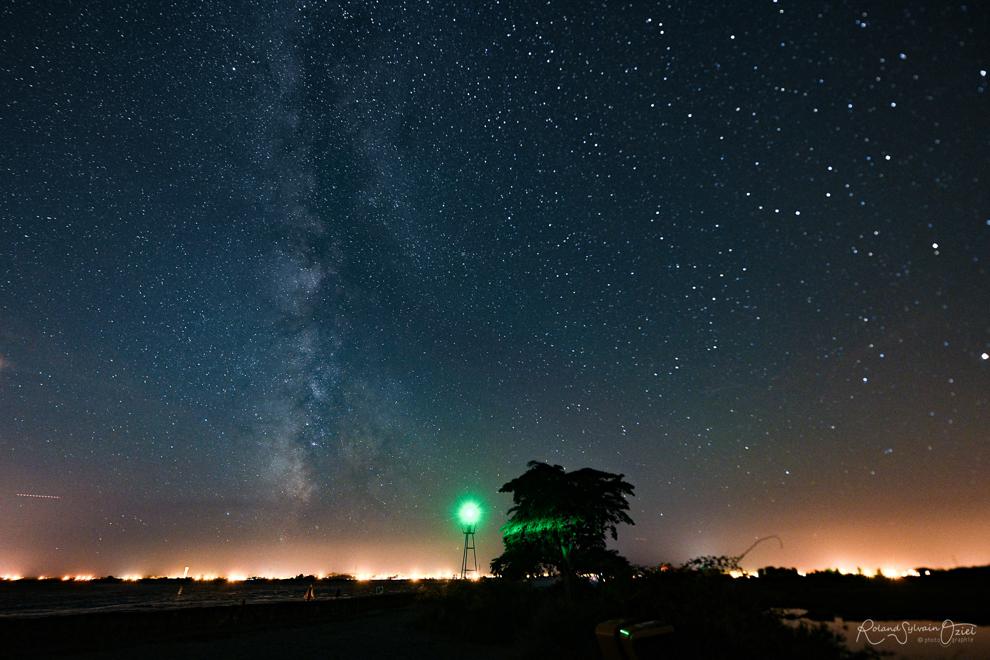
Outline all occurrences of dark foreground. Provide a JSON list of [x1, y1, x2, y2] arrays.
[[2, 569, 987, 659], [53, 607, 509, 660], [0, 593, 502, 659]]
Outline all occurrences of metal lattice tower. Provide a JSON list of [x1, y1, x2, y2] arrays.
[[460, 524, 478, 579], [456, 500, 482, 579]]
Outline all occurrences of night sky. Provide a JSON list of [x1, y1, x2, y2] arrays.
[[1, 2, 988, 578]]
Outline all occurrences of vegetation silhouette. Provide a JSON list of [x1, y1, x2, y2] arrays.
[[682, 535, 784, 574], [490, 461, 635, 586]]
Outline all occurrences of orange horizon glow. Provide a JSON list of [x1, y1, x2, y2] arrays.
[[1, 569, 468, 581], [0, 562, 973, 582]]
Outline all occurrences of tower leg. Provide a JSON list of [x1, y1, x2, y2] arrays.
[[470, 534, 478, 575]]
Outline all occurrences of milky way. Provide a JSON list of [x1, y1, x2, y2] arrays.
[[0, 1, 987, 576]]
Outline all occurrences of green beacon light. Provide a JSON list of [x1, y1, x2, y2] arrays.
[[456, 499, 482, 579], [458, 500, 482, 528]]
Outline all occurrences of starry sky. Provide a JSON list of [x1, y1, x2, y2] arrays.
[[1, 1, 988, 578]]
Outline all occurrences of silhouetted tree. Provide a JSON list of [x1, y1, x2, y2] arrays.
[[491, 461, 634, 585]]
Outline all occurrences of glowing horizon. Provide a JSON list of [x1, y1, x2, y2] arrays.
[[4, 507, 988, 580], [0, 565, 961, 583], [0, 556, 981, 583]]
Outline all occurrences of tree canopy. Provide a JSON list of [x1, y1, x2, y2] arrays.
[[490, 461, 635, 581]]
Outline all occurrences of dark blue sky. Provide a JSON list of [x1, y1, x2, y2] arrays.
[[1, 1, 988, 576]]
